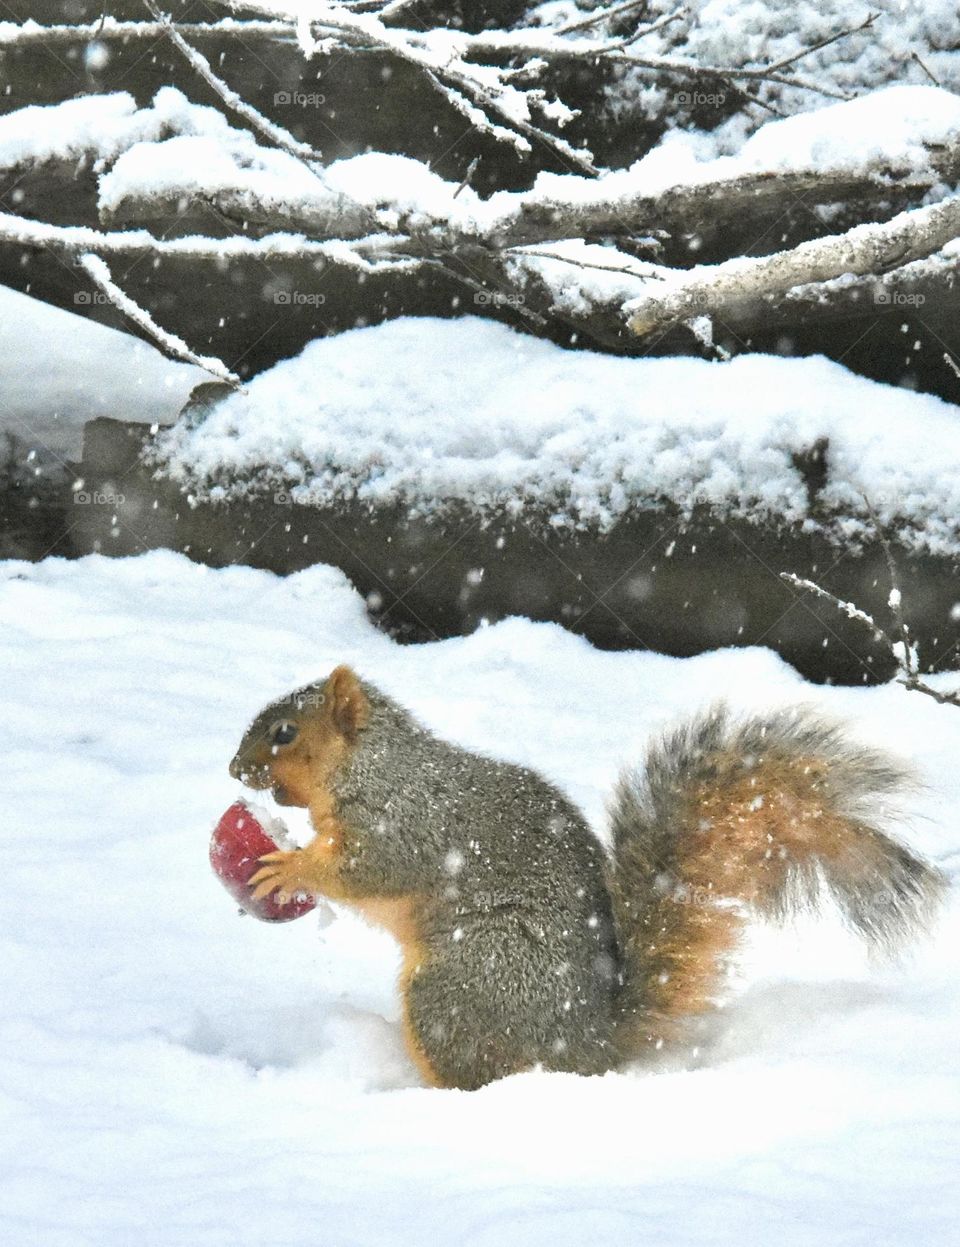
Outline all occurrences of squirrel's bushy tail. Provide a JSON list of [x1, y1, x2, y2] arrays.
[[608, 704, 946, 1058]]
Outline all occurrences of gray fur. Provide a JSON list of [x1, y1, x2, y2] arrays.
[[333, 682, 621, 1088]]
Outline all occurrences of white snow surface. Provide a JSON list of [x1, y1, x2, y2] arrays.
[[154, 316, 960, 552], [0, 285, 205, 463], [0, 87, 235, 174], [0, 550, 956, 1245]]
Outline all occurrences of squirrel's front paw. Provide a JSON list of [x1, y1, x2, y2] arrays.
[[248, 849, 311, 905]]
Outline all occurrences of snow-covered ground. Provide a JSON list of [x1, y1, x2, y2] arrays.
[[1, 551, 956, 1247]]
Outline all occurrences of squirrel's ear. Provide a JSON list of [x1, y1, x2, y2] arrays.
[[326, 665, 369, 741]]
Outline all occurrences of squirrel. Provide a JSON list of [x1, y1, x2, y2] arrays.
[[229, 665, 946, 1091]]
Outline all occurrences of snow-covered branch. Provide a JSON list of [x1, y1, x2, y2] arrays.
[[11, 83, 944, 261], [2, 1, 869, 178], [782, 557, 960, 710], [626, 193, 960, 338], [78, 254, 243, 387], [0, 210, 415, 271], [141, 3, 323, 166], [3, 7, 958, 363], [0, 17, 293, 45]]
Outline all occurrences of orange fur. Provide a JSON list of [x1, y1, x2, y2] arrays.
[[637, 752, 859, 1022], [238, 668, 442, 1082]]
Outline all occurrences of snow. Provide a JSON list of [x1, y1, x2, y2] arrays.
[[0, 92, 141, 171], [605, 0, 960, 142], [0, 549, 956, 1246], [490, 84, 960, 221], [153, 315, 960, 553], [0, 285, 205, 463], [9, 78, 960, 248], [98, 131, 327, 221], [0, 87, 236, 175], [732, 84, 960, 179]]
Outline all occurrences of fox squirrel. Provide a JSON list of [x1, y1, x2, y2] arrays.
[[229, 665, 945, 1090]]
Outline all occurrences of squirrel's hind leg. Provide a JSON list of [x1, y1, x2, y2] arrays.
[[401, 920, 619, 1091]]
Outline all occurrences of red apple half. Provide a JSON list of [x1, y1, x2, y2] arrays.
[[210, 799, 316, 923]]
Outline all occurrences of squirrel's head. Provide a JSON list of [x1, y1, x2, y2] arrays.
[[228, 665, 369, 807]]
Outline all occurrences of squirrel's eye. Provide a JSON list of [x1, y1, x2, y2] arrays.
[[270, 721, 299, 746]]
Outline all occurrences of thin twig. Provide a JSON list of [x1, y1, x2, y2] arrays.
[[781, 558, 960, 710], [860, 492, 917, 675], [761, 11, 878, 75], [911, 51, 941, 86], [607, 52, 850, 99], [559, 3, 681, 38], [142, 2, 324, 167], [507, 245, 660, 281], [780, 573, 885, 638], [79, 253, 243, 387], [610, 10, 687, 50]]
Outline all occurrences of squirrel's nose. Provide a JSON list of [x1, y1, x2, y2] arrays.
[[228, 754, 244, 781]]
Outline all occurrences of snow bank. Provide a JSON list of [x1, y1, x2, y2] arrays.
[[153, 316, 960, 553], [0, 285, 205, 462], [0, 550, 956, 1246]]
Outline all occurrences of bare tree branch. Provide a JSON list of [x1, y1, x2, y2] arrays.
[[0, 211, 415, 271], [557, 4, 684, 38], [762, 10, 877, 74]]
